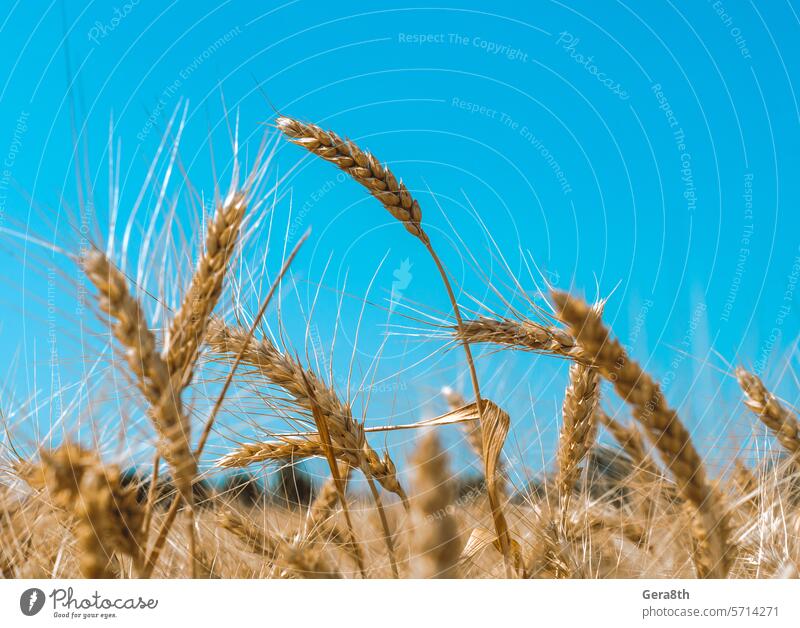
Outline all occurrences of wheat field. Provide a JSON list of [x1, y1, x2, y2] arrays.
[[1, 114, 798, 580]]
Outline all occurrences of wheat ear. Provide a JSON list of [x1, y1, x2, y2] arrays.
[[276, 117, 424, 239], [218, 509, 282, 561], [736, 367, 800, 461], [29, 443, 145, 578], [277, 115, 511, 572], [410, 431, 462, 578], [84, 252, 195, 506], [552, 291, 730, 578], [208, 320, 406, 502], [164, 190, 247, 388], [556, 360, 600, 509], [456, 317, 586, 362]]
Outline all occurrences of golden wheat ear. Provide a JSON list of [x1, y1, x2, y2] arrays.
[[455, 317, 586, 362], [552, 290, 731, 579], [736, 367, 800, 461], [165, 189, 248, 389], [556, 302, 604, 512], [276, 117, 425, 239], [83, 251, 196, 508], [27, 443, 145, 578], [207, 319, 406, 502]]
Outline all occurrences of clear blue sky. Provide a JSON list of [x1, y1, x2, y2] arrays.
[[1, 1, 798, 481]]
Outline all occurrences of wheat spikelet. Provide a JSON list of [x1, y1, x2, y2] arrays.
[[165, 190, 247, 388], [736, 367, 800, 460], [29, 444, 145, 578], [410, 432, 462, 578], [552, 291, 730, 578], [276, 117, 425, 240], [84, 251, 195, 505], [208, 320, 406, 502]]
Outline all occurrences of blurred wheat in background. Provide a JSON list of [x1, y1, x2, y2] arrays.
[[1, 114, 799, 580]]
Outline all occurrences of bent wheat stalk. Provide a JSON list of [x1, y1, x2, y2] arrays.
[[276, 115, 511, 572], [552, 291, 731, 578], [300, 369, 367, 577]]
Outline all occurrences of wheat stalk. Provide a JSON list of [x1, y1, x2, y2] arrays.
[[300, 368, 368, 577], [277, 115, 511, 571], [552, 291, 731, 578]]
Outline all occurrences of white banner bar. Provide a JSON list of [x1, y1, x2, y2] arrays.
[[1, 579, 798, 628]]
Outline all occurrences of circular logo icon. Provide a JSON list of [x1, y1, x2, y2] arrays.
[[20, 588, 46, 616]]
